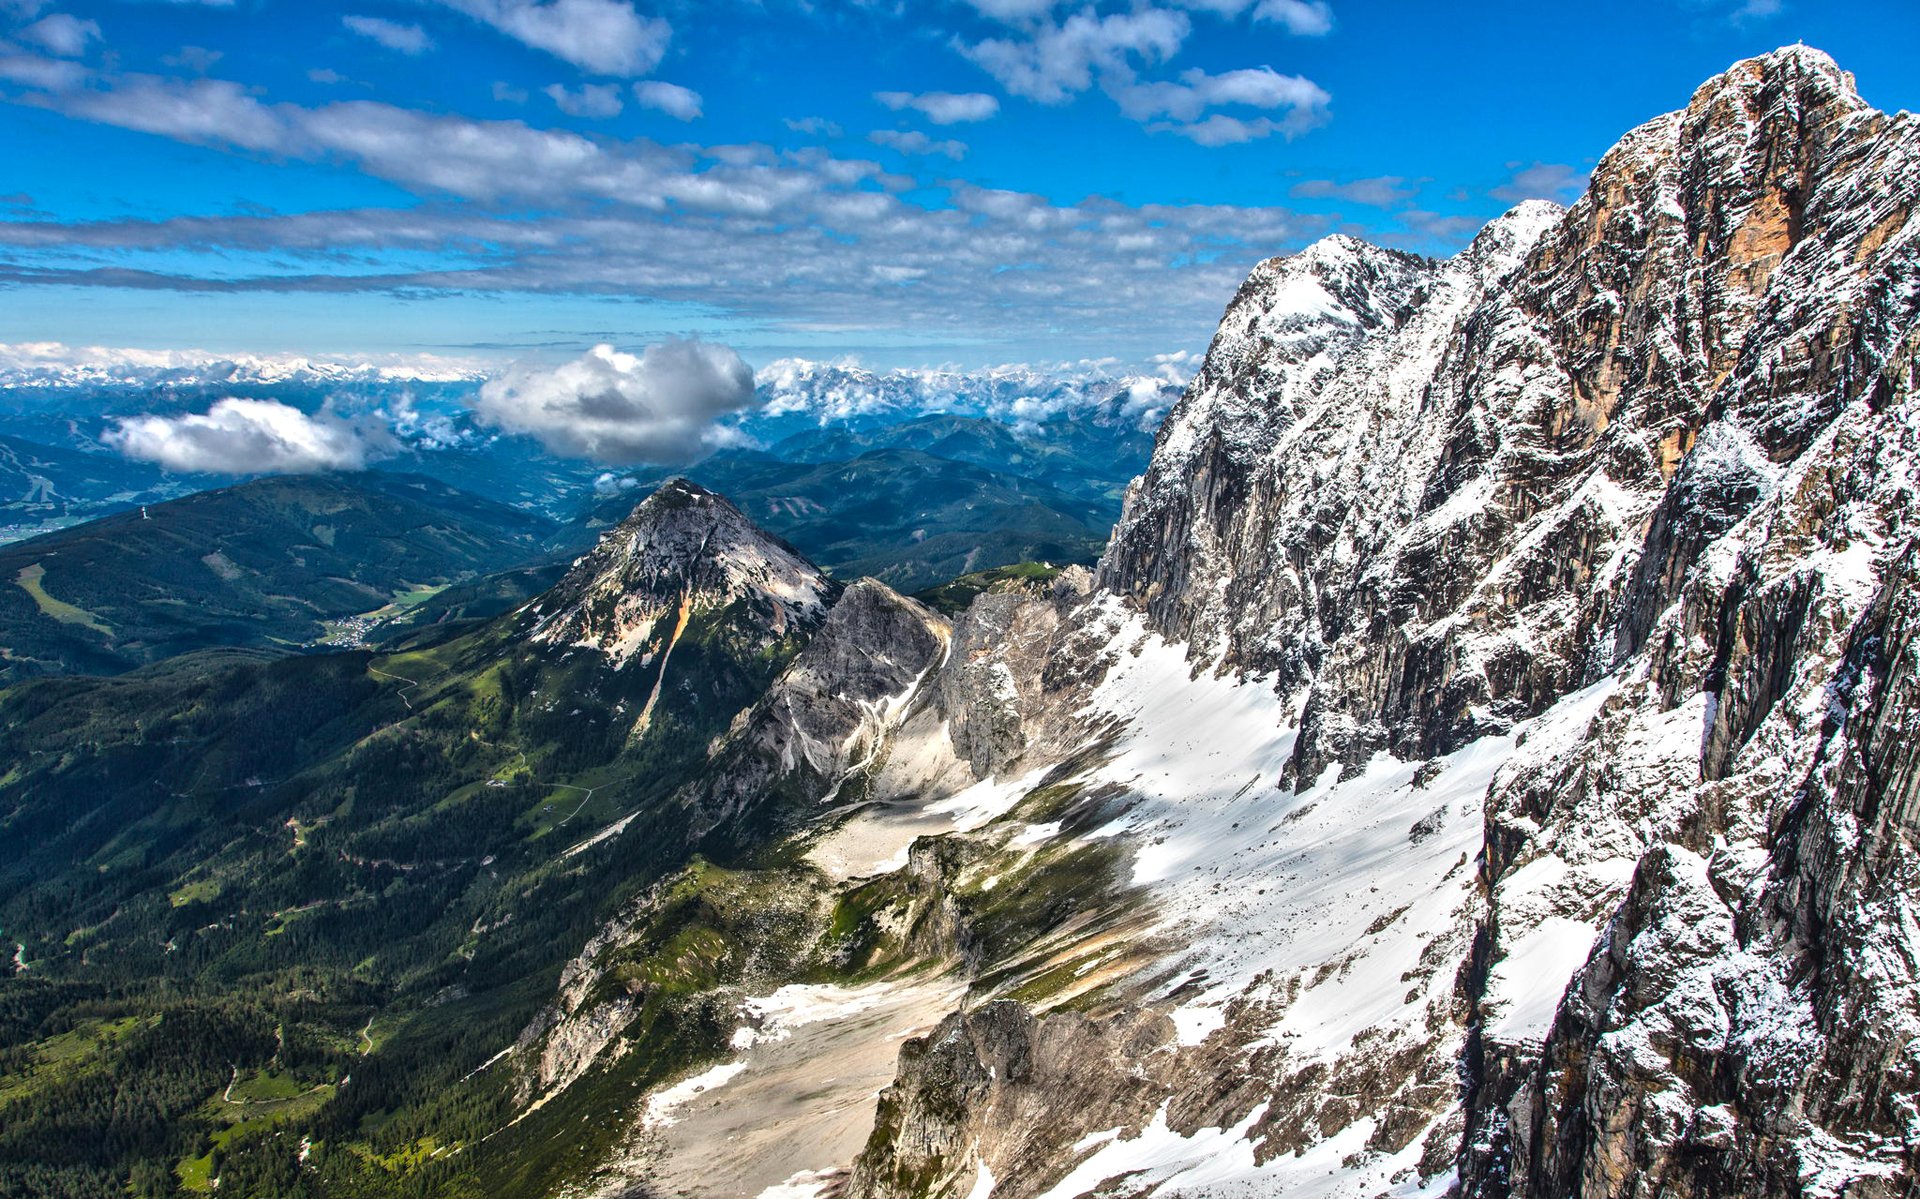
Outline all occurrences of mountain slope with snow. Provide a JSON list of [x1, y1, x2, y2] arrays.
[[503, 45, 1920, 1199]]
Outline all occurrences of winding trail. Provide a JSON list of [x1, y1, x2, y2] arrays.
[[367, 666, 421, 710]]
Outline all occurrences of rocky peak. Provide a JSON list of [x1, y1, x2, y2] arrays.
[[527, 478, 837, 667]]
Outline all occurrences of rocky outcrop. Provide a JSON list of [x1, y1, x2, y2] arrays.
[[1099, 46, 1916, 790], [687, 578, 952, 846], [847, 1002, 1176, 1199]]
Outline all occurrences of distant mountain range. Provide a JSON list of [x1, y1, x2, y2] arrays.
[[0, 360, 1175, 598]]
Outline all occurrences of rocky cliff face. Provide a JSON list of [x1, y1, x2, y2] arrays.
[[848, 44, 1920, 1199]]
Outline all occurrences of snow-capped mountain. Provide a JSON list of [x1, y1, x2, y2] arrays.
[[491, 45, 1920, 1199], [0, 343, 490, 389], [748, 358, 1183, 435]]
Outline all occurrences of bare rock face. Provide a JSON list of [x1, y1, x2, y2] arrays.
[[688, 578, 953, 845], [847, 1002, 1176, 1199]]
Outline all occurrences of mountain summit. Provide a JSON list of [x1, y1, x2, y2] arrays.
[[528, 478, 838, 671]]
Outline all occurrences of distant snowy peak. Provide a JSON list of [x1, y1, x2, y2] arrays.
[[0, 343, 490, 388], [749, 358, 1185, 431], [528, 478, 835, 668]]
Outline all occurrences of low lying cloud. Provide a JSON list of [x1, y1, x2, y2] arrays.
[[475, 340, 758, 463], [104, 398, 383, 473]]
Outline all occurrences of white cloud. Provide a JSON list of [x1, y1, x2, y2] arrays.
[[18, 13, 100, 57], [960, 8, 1188, 104], [104, 398, 382, 473], [868, 128, 967, 159], [342, 16, 435, 55], [0, 52, 86, 90], [1117, 65, 1329, 143], [959, 0, 1059, 22], [875, 89, 998, 124], [546, 80, 624, 117], [1252, 0, 1333, 35], [1114, 65, 1326, 122], [633, 79, 700, 120], [53, 75, 290, 151], [428, 0, 670, 76], [475, 341, 759, 463]]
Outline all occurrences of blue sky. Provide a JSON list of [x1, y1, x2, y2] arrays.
[[2, 0, 1917, 368]]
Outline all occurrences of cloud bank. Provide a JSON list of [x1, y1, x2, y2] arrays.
[[475, 340, 758, 463], [104, 398, 384, 473]]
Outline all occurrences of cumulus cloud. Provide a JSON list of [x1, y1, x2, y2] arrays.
[[1491, 161, 1589, 204], [18, 13, 100, 57], [1114, 65, 1327, 123], [875, 89, 999, 124], [104, 398, 383, 473], [343, 16, 435, 55], [960, 8, 1188, 104], [428, 0, 670, 76], [546, 81, 623, 117], [632, 80, 700, 120], [475, 341, 759, 463], [868, 128, 967, 159], [1291, 175, 1416, 206]]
